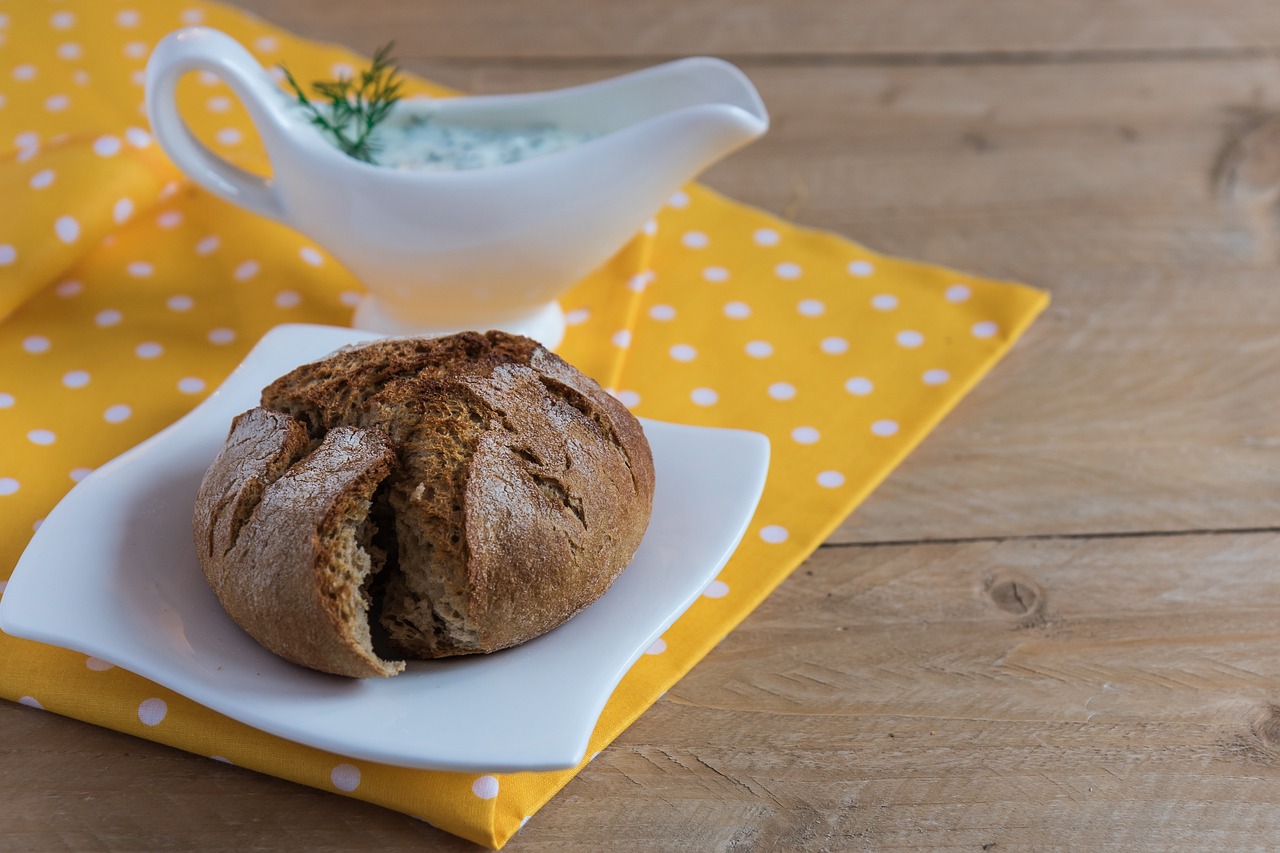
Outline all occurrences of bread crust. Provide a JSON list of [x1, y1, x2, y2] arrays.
[[193, 332, 655, 676]]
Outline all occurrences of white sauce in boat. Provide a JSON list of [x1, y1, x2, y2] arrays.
[[368, 103, 598, 170]]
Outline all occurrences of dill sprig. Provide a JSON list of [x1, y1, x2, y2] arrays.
[[280, 43, 404, 163]]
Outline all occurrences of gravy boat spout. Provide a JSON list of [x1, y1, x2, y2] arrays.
[[146, 29, 769, 348]]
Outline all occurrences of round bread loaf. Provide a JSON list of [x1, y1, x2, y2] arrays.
[[193, 331, 656, 677]]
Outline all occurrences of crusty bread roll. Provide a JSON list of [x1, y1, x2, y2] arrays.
[[193, 331, 655, 677]]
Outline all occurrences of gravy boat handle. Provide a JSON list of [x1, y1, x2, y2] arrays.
[[145, 28, 290, 223]]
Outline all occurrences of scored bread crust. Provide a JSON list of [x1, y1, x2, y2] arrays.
[[192, 331, 656, 677]]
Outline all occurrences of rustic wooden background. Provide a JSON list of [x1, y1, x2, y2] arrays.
[[7, 1, 1280, 849]]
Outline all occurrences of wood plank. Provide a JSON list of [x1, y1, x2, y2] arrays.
[[7, 534, 1280, 849], [233, 0, 1280, 59]]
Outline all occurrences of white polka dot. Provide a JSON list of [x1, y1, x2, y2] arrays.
[[703, 579, 730, 598], [137, 697, 167, 726], [768, 382, 796, 400], [946, 283, 972, 302], [681, 230, 709, 249], [29, 168, 54, 189], [95, 309, 123, 327], [923, 368, 950, 385], [85, 656, 114, 671], [73, 71, 90, 87], [628, 270, 654, 292], [156, 210, 182, 229], [195, 235, 221, 255], [167, 294, 194, 311], [299, 246, 324, 266], [0, 392, 12, 407], [234, 260, 259, 281], [667, 189, 689, 208], [255, 36, 279, 53], [27, 429, 55, 446], [0, 477, 18, 495], [649, 304, 676, 321], [0, 245, 15, 265], [125, 127, 151, 148], [702, 266, 729, 282], [181, 9, 205, 24], [44, 93, 70, 112], [972, 321, 999, 339], [55, 280, 82, 298], [331, 764, 361, 792], [15, 145, 38, 163], [275, 290, 301, 309], [17, 695, 41, 709], [845, 376, 873, 396], [62, 370, 90, 388], [130, 69, 146, 87], [798, 299, 825, 316], [645, 638, 667, 655], [753, 227, 780, 246], [848, 259, 874, 277], [12, 64, 35, 81], [69, 467, 92, 482], [775, 262, 802, 279], [669, 343, 697, 362], [54, 215, 79, 243], [896, 330, 924, 348], [104, 404, 132, 423], [564, 307, 589, 325], [339, 290, 362, 307], [723, 301, 751, 319], [93, 135, 121, 156], [472, 775, 500, 799], [760, 525, 788, 544], [745, 340, 773, 358], [817, 470, 845, 488], [791, 426, 820, 444], [116, 9, 141, 27], [178, 377, 206, 394], [611, 329, 631, 348], [871, 294, 898, 311], [216, 128, 242, 146], [208, 327, 236, 345], [690, 387, 718, 406], [22, 335, 50, 354], [113, 197, 133, 224], [135, 342, 163, 359], [872, 419, 900, 437], [126, 261, 153, 278], [820, 337, 849, 355], [56, 42, 82, 60], [14, 131, 37, 149], [642, 218, 658, 235], [50, 11, 75, 29]]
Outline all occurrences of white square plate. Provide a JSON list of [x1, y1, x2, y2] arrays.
[[0, 324, 769, 772]]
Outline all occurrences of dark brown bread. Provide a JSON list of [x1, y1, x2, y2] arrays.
[[192, 332, 655, 677]]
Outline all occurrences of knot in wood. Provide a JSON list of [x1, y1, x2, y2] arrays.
[[985, 573, 1044, 617], [1250, 704, 1280, 758]]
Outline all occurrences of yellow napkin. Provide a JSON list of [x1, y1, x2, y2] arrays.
[[0, 3, 1048, 847]]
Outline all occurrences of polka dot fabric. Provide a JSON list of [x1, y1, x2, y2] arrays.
[[0, 3, 1049, 849]]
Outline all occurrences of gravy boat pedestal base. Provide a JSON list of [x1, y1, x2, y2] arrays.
[[352, 295, 566, 350]]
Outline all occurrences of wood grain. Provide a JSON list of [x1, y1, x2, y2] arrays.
[[8, 0, 1280, 850], [238, 0, 1280, 59]]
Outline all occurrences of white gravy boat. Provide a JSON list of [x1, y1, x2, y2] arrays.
[[145, 28, 768, 348]]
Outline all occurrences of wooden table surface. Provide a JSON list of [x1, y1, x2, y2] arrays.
[[8, 2, 1280, 850]]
